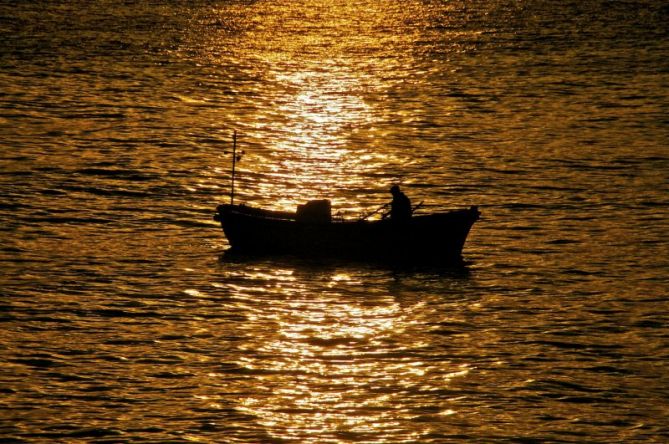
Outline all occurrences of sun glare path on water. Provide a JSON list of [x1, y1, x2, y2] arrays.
[[216, 268, 472, 443], [199, 3, 481, 438], [201, 0, 445, 215]]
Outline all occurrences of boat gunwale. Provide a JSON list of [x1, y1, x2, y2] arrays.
[[217, 203, 479, 226]]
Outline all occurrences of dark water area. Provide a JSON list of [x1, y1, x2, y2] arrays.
[[1, 0, 668, 442]]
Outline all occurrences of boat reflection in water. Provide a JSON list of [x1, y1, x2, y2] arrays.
[[214, 199, 479, 265]]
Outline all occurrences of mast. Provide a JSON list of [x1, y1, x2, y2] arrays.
[[231, 130, 237, 205]]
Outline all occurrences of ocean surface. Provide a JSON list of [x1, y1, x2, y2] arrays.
[[1, 0, 668, 442]]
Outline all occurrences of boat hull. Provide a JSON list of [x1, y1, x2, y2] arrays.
[[214, 204, 480, 264]]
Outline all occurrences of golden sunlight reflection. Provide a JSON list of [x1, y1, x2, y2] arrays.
[[201, 0, 439, 215], [219, 269, 472, 442], [257, 65, 377, 211]]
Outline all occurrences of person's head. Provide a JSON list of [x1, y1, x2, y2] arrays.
[[390, 185, 401, 195]]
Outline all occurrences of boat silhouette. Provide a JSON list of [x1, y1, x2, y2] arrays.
[[214, 201, 479, 264], [214, 132, 479, 264]]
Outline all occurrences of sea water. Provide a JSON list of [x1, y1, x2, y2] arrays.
[[1, 1, 668, 442]]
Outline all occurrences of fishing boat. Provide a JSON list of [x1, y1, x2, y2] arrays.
[[213, 131, 480, 264], [214, 200, 480, 264]]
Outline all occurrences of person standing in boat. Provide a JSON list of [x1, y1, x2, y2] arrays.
[[389, 185, 412, 221]]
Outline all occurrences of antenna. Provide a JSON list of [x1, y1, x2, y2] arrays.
[[230, 130, 237, 205]]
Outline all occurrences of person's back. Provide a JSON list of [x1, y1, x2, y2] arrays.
[[390, 185, 411, 221]]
